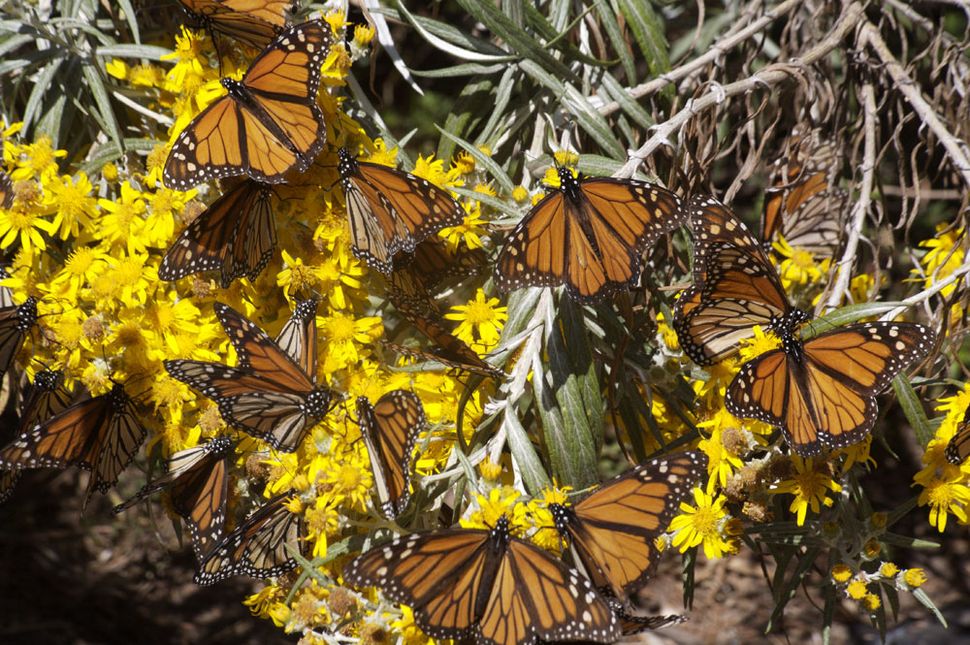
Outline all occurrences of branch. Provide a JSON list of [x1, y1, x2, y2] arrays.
[[596, 0, 803, 117], [822, 83, 877, 311], [860, 20, 970, 189], [882, 260, 970, 321], [615, 1, 865, 178]]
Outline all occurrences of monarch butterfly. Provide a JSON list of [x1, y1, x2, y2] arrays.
[[0, 295, 38, 380], [165, 303, 336, 452], [761, 131, 848, 257], [343, 515, 622, 645], [673, 195, 808, 366], [195, 490, 304, 585], [0, 169, 12, 209], [338, 148, 466, 275], [944, 407, 970, 465], [356, 390, 425, 519], [274, 296, 318, 378], [495, 167, 685, 302], [164, 19, 332, 190], [548, 451, 705, 600], [177, 0, 291, 52], [0, 369, 73, 504], [0, 382, 147, 506], [114, 436, 234, 562], [159, 179, 275, 287], [726, 322, 934, 456]]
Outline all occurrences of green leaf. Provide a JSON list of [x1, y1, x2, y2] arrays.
[[81, 60, 123, 148], [436, 76, 494, 161], [502, 407, 551, 495], [801, 302, 905, 338], [894, 374, 933, 447], [454, 0, 576, 81], [410, 63, 508, 78], [595, 1, 635, 81], [616, 0, 670, 77], [913, 588, 947, 627], [600, 71, 654, 129], [395, 1, 515, 63], [95, 43, 170, 60]]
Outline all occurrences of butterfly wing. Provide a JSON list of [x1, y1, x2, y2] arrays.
[[178, 0, 290, 50], [0, 297, 37, 377], [495, 172, 684, 302], [552, 451, 705, 599], [674, 196, 795, 365], [164, 19, 330, 189], [356, 391, 424, 518], [0, 470, 19, 504], [340, 151, 466, 275], [195, 491, 303, 584], [396, 238, 487, 290], [17, 369, 73, 434], [0, 169, 12, 209], [946, 408, 970, 465], [159, 180, 275, 287], [275, 297, 318, 378], [727, 322, 935, 455], [85, 386, 148, 503]]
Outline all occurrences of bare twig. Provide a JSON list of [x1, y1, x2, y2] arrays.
[[615, 1, 865, 178], [882, 260, 970, 321], [597, 0, 803, 117], [861, 21, 970, 189], [823, 83, 877, 311]]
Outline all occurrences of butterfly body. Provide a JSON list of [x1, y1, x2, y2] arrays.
[[495, 168, 684, 302], [356, 390, 424, 518], [114, 436, 234, 562], [164, 19, 331, 189], [548, 451, 705, 600], [344, 515, 621, 645], [166, 302, 335, 452], [338, 148, 466, 275]]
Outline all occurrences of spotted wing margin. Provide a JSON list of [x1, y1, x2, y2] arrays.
[[565, 452, 705, 598], [179, 0, 291, 50], [195, 491, 303, 585], [357, 391, 424, 518], [673, 242, 790, 366], [0, 394, 117, 471], [159, 180, 275, 287], [164, 360, 317, 452], [18, 371, 73, 434], [946, 409, 970, 465], [727, 323, 935, 456], [0, 470, 19, 503], [163, 20, 329, 189], [174, 448, 231, 562], [213, 302, 315, 392], [0, 301, 35, 376], [343, 530, 493, 641], [275, 298, 319, 378], [477, 539, 620, 645]]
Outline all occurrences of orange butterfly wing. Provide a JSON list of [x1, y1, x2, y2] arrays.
[[178, 0, 290, 50], [164, 19, 331, 189], [495, 170, 684, 302], [356, 391, 424, 518], [727, 322, 934, 455]]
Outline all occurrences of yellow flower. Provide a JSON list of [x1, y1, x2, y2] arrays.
[[917, 224, 964, 297], [479, 457, 503, 481], [846, 579, 868, 600], [97, 181, 148, 254], [511, 186, 530, 203], [461, 487, 525, 534], [773, 235, 827, 286], [553, 150, 579, 167], [771, 456, 843, 526], [879, 562, 899, 578], [438, 203, 487, 251], [353, 24, 376, 47], [453, 151, 475, 175], [916, 475, 970, 531], [831, 564, 853, 583], [862, 593, 880, 611], [668, 487, 737, 559], [737, 325, 782, 362], [445, 288, 507, 350], [901, 568, 927, 588], [44, 172, 97, 240], [0, 206, 56, 252], [390, 606, 434, 645]]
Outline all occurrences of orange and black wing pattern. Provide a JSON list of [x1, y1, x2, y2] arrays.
[[495, 168, 685, 302], [946, 407, 970, 465], [195, 490, 303, 584], [159, 180, 275, 287], [0, 382, 147, 503], [0, 296, 37, 378], [164, 19, 331, 189], [762, 131, 847, 257], [339, 148, 466, 275], [165, 303, 334, 452], [275, 297, 318, 378], [356, 390, 424, 518], [395, 237, 487, 290], [343, 516, 621, 645], [114, 436, 234, 563], [549, 451, 705, 599], [673, 195, 802, 366], [727, 322, 935, 456], [178, 0, 291, 51]]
